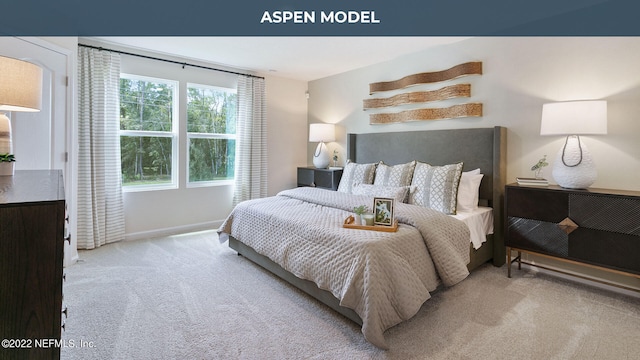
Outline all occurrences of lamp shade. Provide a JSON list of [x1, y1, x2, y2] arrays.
[[0, 55, 43, 112], [309, 123, 335, 142], [540, 100, 607, 135]]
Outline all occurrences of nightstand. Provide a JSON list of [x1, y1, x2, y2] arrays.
[[297, 167, 343, 191], [505, 183, 640, 288]]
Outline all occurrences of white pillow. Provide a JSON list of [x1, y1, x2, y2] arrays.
[[337, 161, 376, 194], [352, 184, 410, 203], [457, 169, 484, 212]]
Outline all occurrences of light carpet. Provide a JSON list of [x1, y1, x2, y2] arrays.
[[61, 230, 640, 359]]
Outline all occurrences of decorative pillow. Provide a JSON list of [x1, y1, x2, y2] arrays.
[[409, 161, 464, 214], [337, 161, 376, 194], [373, 161, 416, 187], [352, 184, 410, 203], [457, 169, 484, 212]]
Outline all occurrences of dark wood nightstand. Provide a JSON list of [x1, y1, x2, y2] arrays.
[[505, 183, 640, 289], [297, 167, 343, 191]]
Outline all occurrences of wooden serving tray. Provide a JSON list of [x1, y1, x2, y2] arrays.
[[343, 215, 398, 232]]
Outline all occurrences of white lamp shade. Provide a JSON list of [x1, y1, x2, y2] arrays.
[[0, 55, 43, 112], [309, 123, 335, 142], [540, 100, 607, 135]]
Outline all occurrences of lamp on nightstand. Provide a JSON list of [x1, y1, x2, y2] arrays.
[[309, 123, 335, 169], [0, 55, 43, 176], [540, 100, 607, 189]]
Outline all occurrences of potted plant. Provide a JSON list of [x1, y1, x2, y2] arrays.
[[0, 153, 15, 176], [353, 204, 374, 226], [531, 155, 548, 179]]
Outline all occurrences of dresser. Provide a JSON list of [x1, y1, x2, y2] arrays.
[[0, 170, 67, 360], [505, 183, 640, 288], [297, 167, 343, 191]]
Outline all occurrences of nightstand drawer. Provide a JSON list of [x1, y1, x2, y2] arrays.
[[506, 187, 568, 223]]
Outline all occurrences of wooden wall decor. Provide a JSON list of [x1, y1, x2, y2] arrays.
[[363, 84, 470, 109], [369, 103, 483, 124], [369, 62, 482, 94]]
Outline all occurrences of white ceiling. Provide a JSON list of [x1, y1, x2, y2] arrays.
[[92, 37, 469, 81]]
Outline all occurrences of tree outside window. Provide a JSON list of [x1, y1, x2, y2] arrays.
[[119, 75, 177, 188], [187, 84, 237, 184]]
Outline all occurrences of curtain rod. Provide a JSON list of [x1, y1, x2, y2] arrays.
[[78, 43, 264, 79]]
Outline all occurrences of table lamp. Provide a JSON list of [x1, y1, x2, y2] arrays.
[[309, 123, 335, 169], [540, 100, 607, 189], [0, 55, 43, 175]]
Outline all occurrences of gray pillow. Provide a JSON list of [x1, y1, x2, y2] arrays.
[[373, 160, 416, 187], [337, 161, 376, 194], [409, 161, 463, 214]]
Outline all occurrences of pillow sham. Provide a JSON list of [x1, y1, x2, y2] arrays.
[[352, 184, 410, 203], [373, 160, 416, 187], [409, 161, 464, 215], [337, 161, 376, 194], [457, 169, 484, 212]]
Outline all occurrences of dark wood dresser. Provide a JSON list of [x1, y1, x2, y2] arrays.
[[0, 170, 66, 360], [505, 183, 640, 289]]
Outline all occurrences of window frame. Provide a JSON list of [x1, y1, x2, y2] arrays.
[[186, 82, 237, 188], [119, 73, 179, 192]]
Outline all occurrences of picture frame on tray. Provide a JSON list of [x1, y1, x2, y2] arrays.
[[373, 197, 394, 226]]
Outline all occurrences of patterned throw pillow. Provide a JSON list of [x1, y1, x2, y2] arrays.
[[409, 161, 464, 214], [373, 161, 416, 187], [352, 184, 410, 203], [337, 161, 376, 194]]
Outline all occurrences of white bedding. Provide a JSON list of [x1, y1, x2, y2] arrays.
[[452, 206, 494, 250], [218, 187, 470, 349]]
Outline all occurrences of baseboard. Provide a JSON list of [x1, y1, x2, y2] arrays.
[[124, 220, 223, 242]]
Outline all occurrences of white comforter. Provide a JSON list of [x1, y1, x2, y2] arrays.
[[218, 187, 470, 349]]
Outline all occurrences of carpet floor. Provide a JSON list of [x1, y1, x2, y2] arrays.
[[60, 231, 640, 359]]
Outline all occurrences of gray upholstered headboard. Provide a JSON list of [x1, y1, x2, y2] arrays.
[[347, 126, 507, 265]]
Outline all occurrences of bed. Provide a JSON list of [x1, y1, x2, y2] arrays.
[[218, 126, 506, 348]]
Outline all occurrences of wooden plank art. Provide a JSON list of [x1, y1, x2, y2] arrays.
[[369, 62, 482, 94], [369, 103, 483, 124], [363, 84, 470, 109]]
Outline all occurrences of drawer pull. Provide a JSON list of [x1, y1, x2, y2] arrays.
[[64, 234, 71, 244], [62, 306, 68, 318]]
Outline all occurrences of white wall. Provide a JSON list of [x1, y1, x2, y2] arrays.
[[263, 73, 309, 196], [308, 37, 640, 192], [308, 37, 640, 290]]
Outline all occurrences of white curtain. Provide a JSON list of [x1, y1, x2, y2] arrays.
[[76, 47, 125, 249], [232, 75, 267, 206]]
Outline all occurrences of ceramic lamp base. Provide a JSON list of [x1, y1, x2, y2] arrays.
[[313, 141, 330, 168], [552, 135, 597, 189], [0, 113, 13, 154]]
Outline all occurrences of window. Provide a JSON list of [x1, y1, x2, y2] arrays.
[[187, 84, 237, 185], [119, 74, 178, 189]]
